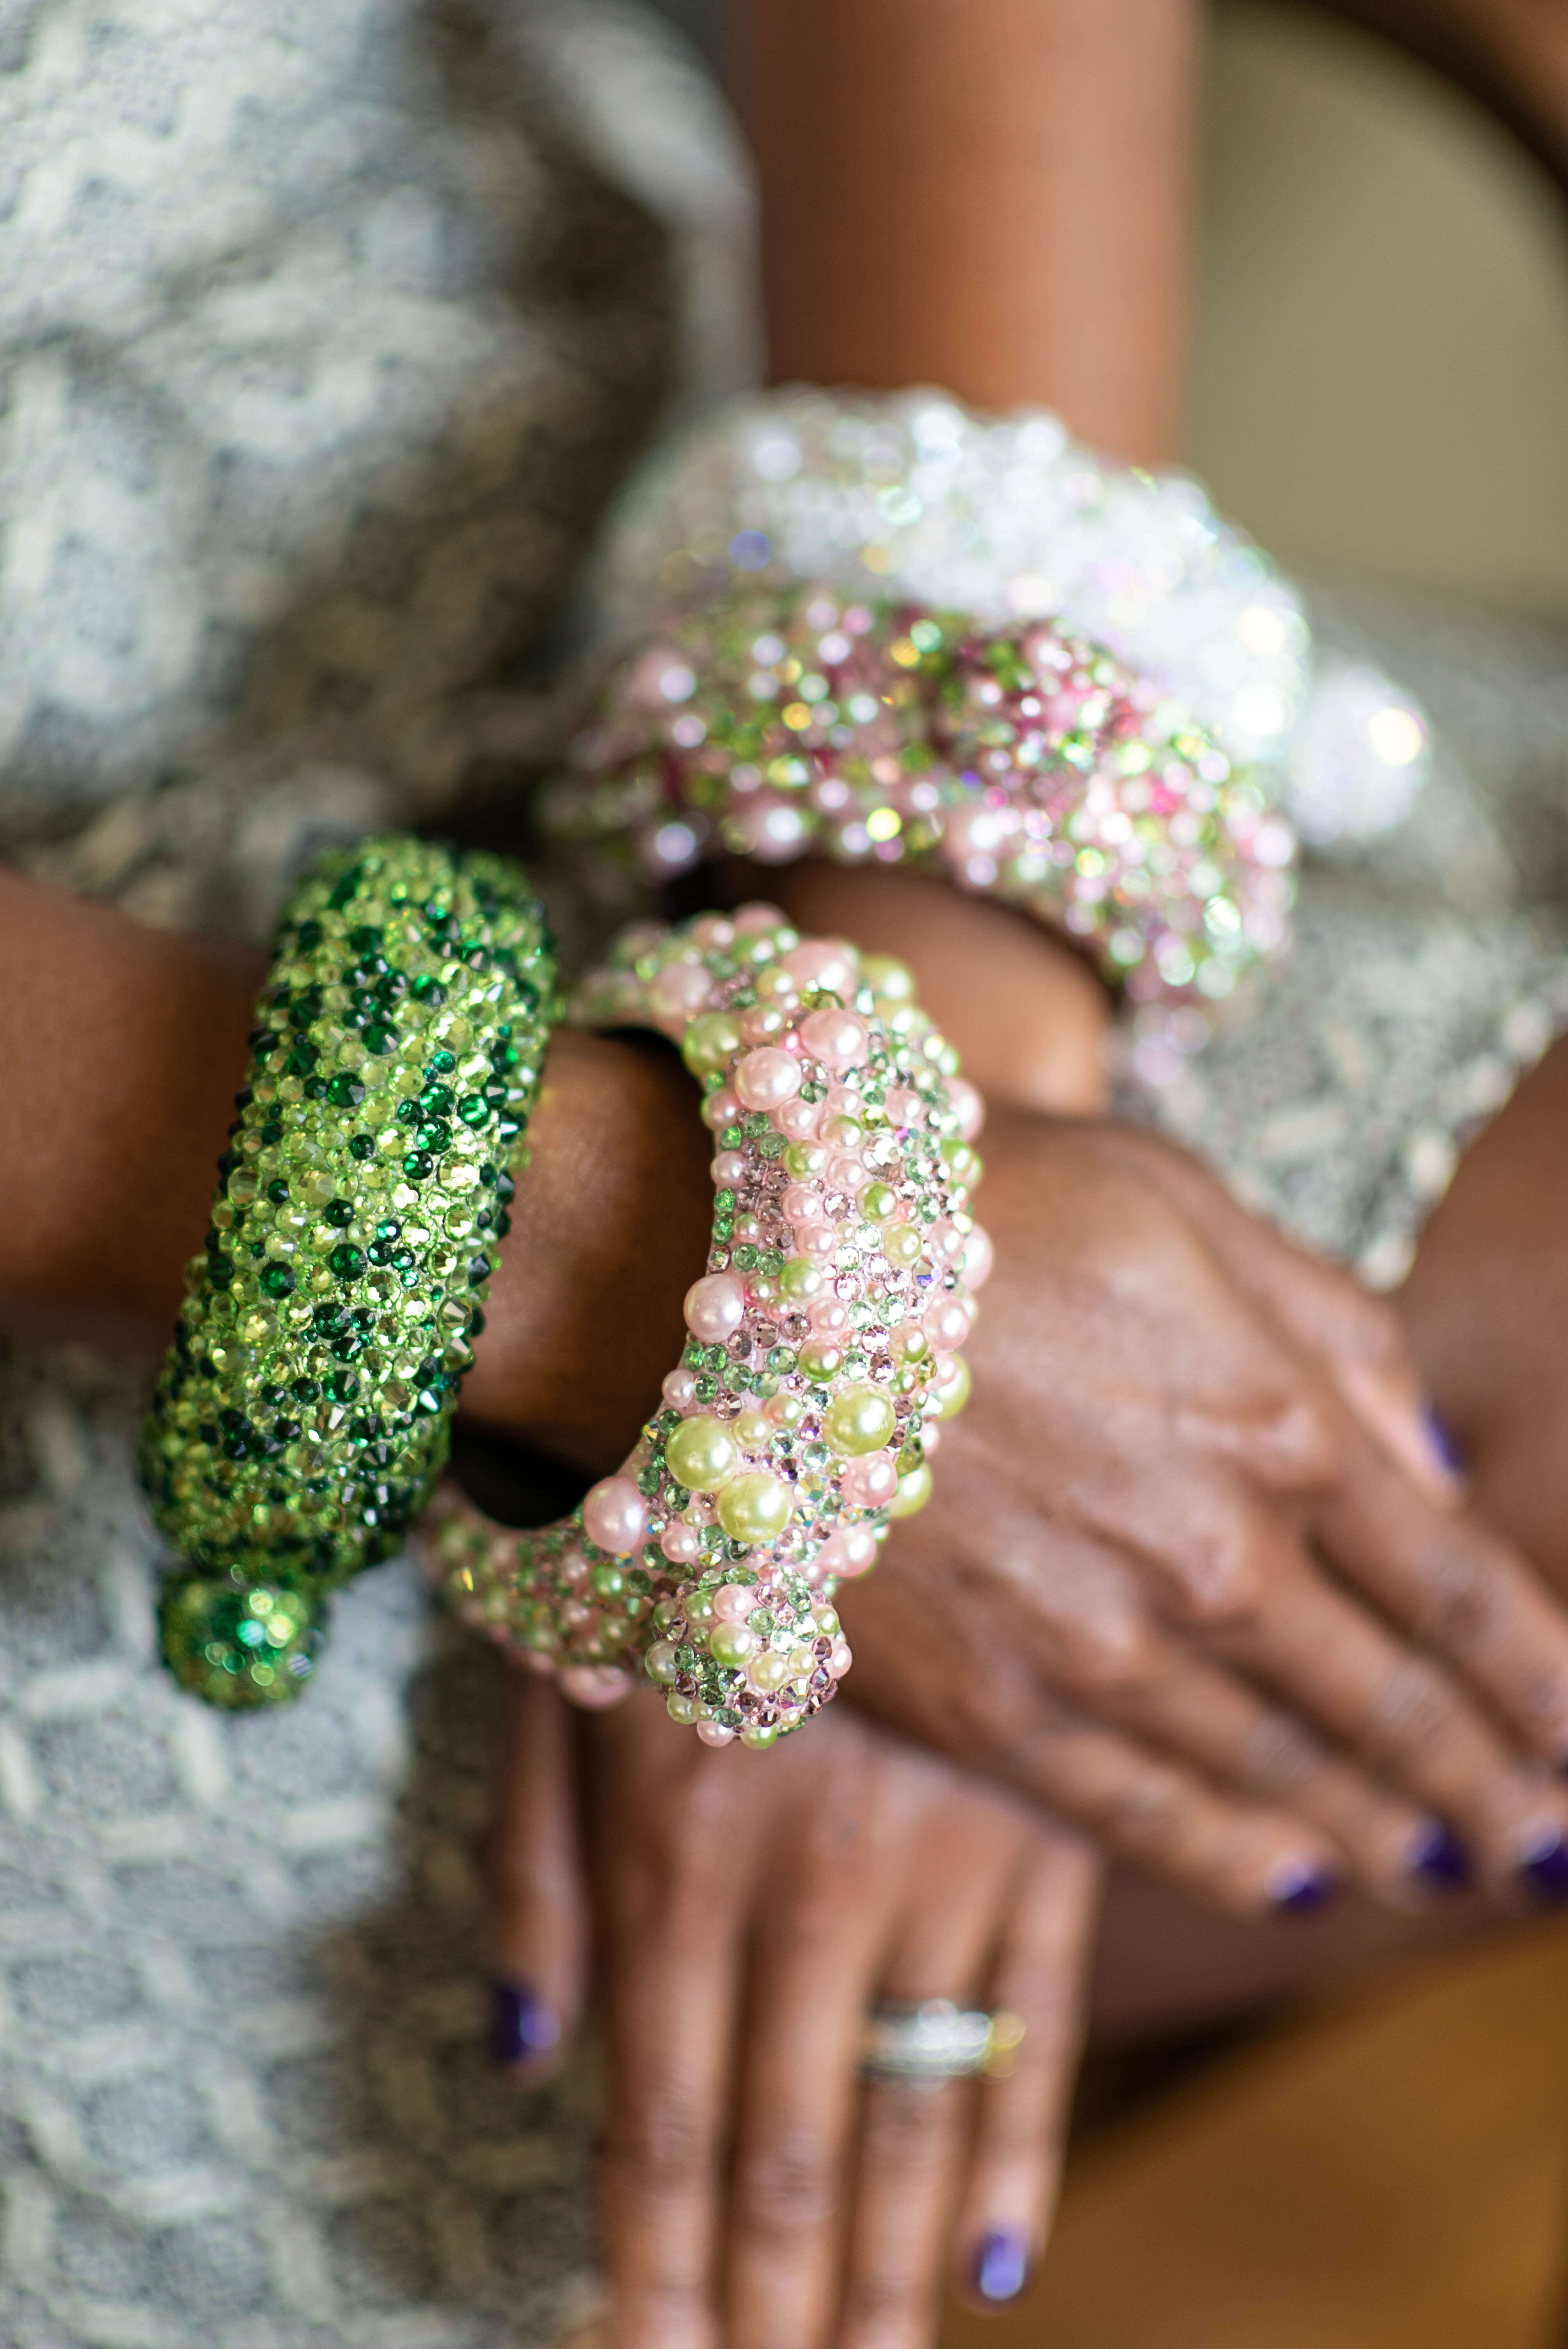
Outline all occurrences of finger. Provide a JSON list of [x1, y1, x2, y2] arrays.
[[837, 1813, 1022, 2349], [596, 1733, 757, 2349], [1108, 1122, 1463, 1506], [725, 1745, 929, 2349], [841, 1577, 1345, 1918], [980, 1514, 1457, 1907], [1315, 1438, 1568, 1768], [1078, 1632, 1467, 1908], [487, 1665, 587, 2081], [953, 1830, 1099, 2310], [1207, 1518, 1568, 1903]]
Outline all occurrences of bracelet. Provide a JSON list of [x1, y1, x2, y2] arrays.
[[601, 386, 1431, 856], [424, 903, 985, 1748], [557, 584, 1295, 1031], [140, 834, 558, 1707]]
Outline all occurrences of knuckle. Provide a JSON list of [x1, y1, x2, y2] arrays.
[[1368, 1657, 1458, 1761], [1244, 1394, 1342, 1491], [732, 2126, 843, 2237], [601, 2091, 715, 2206], [1165, 1533, 1264, 1630], [1238, 1710, 1326, 1797], [860, 2080, 960, 2176], [840, 2261, 928, 2344], [1050, 1609, 1160, 1698]]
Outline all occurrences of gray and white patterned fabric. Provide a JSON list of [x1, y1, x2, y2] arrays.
[[6, 4, 1568, 2347]]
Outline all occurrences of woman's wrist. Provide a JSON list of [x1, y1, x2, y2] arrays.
[[459, 1027, 713, 1474], [754, 861, 1112, 1115]]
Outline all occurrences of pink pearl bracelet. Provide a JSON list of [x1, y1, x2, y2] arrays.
[[552, 585, 1297, 1067], [422, 903, 985, 1748]]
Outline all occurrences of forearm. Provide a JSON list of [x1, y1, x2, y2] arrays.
[[0, 872, 705, 1470], [733, 0, 1199, 462]]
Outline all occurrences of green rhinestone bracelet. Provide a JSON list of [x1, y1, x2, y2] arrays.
[[139, 834, 558, 1708]]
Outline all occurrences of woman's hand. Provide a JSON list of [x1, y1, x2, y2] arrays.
[[490, 1672, 1099, 2349], [839, 1103, 1568, 1912]]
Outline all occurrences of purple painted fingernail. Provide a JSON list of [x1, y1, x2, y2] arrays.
[[1409, 1819, 1471, 1890], [1268, 1858, 1340, 1916], [975, 2230, 1031, 2303], [1518, 1828, 1568, 1905], [1422, 1403, 1465, 1477], [490, 1978, 562, 2069]]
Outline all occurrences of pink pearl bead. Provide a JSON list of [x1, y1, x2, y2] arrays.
[[815, 1525, 879, 1579], [801, 1007, 869, 1071], [738, 1005, 786, 1046], [696, 1718, 736, 1747], [648, 961, 712, 1032], [775, 1094, 823, 1140], [733, 900, 786, 934], [702, 1087, 741, 1132], [684, 1272, 745, 1344], [823, 1084, 864, 1121], [623, 645, 693, 713], [711, 1150, 747, 1186], [559, 1664, 634, 1709], [561, 1550, 589, 1588], [661, 1522, 700, 1564], [924, 1295, 972, 1353], [946, 1075, 985, 1141], [842, 1451, 899, 1508], [782, 1182, 823, 1224], [828, 1640, 853, 1679], [690, 914, 736, 951], [825, 1152, 865, 1195], [784, 938, 859, 996], [928, 1219, 966, 1263], [734, 1045, 802, 1110], [807, 1296, 849, 1335], [883, 1087, 921, 1129], [799, 1223, 837, 1261], [962, 1223, 994, 1290], [582, 1476, 648, 1556], [662, 1369, 698, 1412], [711, 1583, 753, 1622]]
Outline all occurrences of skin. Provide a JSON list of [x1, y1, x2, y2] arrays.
[[8, 0, 1566, 2338]]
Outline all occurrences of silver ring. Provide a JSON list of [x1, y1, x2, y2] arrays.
[[860, 2000, 1026, 2087]]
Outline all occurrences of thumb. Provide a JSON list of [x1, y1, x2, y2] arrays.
[[486, 1664, 590, 2083]]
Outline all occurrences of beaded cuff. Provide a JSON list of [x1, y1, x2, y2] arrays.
[[556, 584, 1295, 1030], [140, 835, 558, 1707], [424, 902, 984, 1749], [600, 386, 1432, 854]]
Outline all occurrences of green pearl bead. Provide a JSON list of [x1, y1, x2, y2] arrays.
[[645, 1639, 681, 1684], [716, 1472, 793, 1546], [889, 1461, 934, 1518], [822, 1384, 896, 1457], [741, 1722, 780, 1749], [682, 1011, 743, 1077], [928, 1353, 973, 1420], [664, 1414, 739, 1492], [779, 1257, 823, 1301], [861, 1182, 897, 1222], [782, 1141, 828, 1180], [884, 1223, 924, 1267], [666, 1691, 702, 1725], [708, 1619, 755, 1668]]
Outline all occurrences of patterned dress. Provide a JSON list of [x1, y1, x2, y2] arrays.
[[3, 5, 1567, 2346]]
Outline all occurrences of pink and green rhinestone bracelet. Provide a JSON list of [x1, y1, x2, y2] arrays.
[[139, 834, 558, 1708], [551, 582, 1297, 1066], [424, 902, 985, 1749]]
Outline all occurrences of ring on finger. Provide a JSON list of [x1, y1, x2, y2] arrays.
[[860, 1999, 1026, 2087]]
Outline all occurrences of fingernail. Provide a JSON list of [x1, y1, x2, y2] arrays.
[[1409, 1818, 1472, 1891], [1518, 1827, 1568, 1905], [1267, 1858, 1340, 1916], [974, 2230, 1031, 2304], [490, 1978, 562, 2069], [1421, 1403, 1465, 1478]]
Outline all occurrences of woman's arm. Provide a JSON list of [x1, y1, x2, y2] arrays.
[[0, 868, 709, 1469]]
